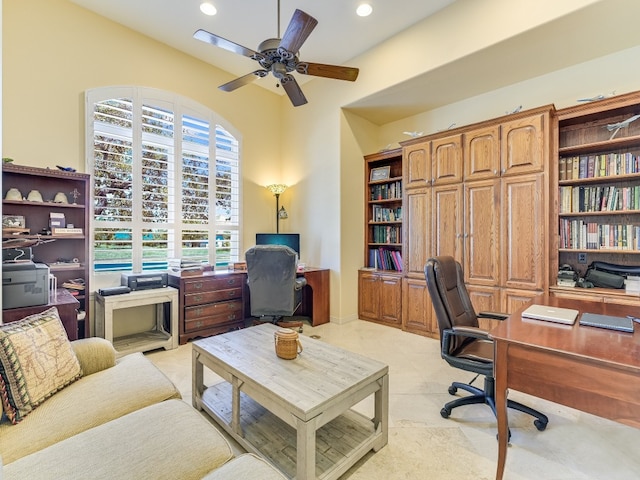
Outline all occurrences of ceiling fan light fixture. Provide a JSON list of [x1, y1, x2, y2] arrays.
[[199, 2, 217, 16], [356, 4, 373, 17]]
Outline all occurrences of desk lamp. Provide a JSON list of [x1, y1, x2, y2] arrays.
[[266, 184, 288, 233]]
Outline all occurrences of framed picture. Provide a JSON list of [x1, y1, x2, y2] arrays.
[[370, 166, 390, 182], [3, 214, 25, 228]]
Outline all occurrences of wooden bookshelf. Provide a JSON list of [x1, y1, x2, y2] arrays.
[[552, 90, 640, 302]]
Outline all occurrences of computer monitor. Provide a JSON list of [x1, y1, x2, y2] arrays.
[[255, 233, 300, 259]]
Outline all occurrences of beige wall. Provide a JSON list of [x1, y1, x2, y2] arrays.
[[2, 0, 282, 257], [5, 0, 640, 323]]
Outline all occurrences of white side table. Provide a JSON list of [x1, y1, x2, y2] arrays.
[[95, 287, 179, 356]]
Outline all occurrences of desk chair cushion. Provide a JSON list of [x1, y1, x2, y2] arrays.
[[245, 245, 306, 317]]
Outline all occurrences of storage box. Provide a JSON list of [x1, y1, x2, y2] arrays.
[[625, 276, 640, 295], [49, 212, 66, 228]]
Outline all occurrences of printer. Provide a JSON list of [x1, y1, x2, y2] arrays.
[[121, 271, 168, 291], [2, 262, 50, 309]]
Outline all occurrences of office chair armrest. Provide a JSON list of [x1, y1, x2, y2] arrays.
[[448, 326, 491, 340], [478, 311, 508, 320], [294, 277, 307, 290]]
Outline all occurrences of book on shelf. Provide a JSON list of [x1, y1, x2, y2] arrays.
[[368, 247, 403, 271]]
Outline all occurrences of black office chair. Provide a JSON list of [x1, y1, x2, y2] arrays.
[[245, 245, 307, 331], [424, 256, 548, 433]]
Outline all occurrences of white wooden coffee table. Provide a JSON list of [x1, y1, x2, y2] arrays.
[[192, 323, 389, 480]]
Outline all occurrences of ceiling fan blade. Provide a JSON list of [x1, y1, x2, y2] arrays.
[[279, 9, 318, 54], [281, 75, 308, 107], [218, 70, 268, 92], [194, 29, 258, 58], [297, 62, 359, 82]]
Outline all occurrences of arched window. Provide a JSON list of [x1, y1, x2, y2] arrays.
[[85, 87, 241, 274]]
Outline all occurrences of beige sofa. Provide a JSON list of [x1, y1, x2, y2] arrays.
[[0, 337, 285, 479]]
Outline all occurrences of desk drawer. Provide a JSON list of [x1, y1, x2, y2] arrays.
[[184, 300, 242, 332], [183, 276, 244, 293], [185, 288, 242, 306], [185, 299, 243, 321]]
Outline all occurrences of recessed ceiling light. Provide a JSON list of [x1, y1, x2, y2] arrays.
[[200, 2, 217, 16], [356, 4, 373, 17]]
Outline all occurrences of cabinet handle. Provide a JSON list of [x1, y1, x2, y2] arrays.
[[226, 279, 237, 285], [227, 290, 235, 297], [494, 169, 498, 175], [193, 282, 203, 290], [195, 307, 203, 316], [227, 314, 236, 321], [195, 321, 204, 328], [194, 294, 203, 302]]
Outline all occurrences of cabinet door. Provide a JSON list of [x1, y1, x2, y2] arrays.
[[432, 134, 463, 185], [464, 179, 500, 286], [501, 174, 546, 290], [402, 278, 435, 335], [501, 112, 546, 176], [379, 274, 402, 325], [467, 284, 502, 331], [403, 141, 431, 189], [404, 187, 432, 277], [433, 183, 463, 262], [502, 288, 540, 314], [463, 125, 500, 181], [358, 271, 380, 320]]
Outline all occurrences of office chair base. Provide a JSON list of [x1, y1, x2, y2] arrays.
[[441, 377, 549, 434]]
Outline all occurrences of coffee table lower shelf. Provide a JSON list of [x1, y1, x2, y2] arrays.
[[201, 382, 380, 479]]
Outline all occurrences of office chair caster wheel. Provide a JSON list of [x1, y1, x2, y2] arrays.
[[448, 386, 457, 395], [495, 430, 511, 442], [534, 419, 547, 431], [440, 407, 451, 418]]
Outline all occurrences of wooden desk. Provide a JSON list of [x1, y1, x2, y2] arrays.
[[491, 295, 640, 480], [2, 288, 80, 340], [297, 267, 330, 326]]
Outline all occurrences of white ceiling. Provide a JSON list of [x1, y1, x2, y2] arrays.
[[69, 0, 640, 124], [69, 0, 456, 92]]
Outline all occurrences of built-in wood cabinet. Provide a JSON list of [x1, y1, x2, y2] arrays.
[[2, 164, 91, 338], [358, 149, 404, 326], [359, 106, 553, 338], [358, 270, 402, 327], [363, 106, 553, 338], [550, 90, 640, 305]]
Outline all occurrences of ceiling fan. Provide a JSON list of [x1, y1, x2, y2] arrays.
[[193, 2, 359, 107]]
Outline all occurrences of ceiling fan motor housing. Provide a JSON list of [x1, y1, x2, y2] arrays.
[[254, 38, 298, 77]]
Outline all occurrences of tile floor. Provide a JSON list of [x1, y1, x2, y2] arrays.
[[146, 320, 640, 480]]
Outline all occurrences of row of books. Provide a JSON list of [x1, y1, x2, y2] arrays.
[[559, 152, 640, 181], [559, 185, 640, 213], [371, 205, 402, 222], [371, 225, 401, 244], [370, 181, 402, 201], [368, 247, 403, 271], [559, 219, 640, 250]]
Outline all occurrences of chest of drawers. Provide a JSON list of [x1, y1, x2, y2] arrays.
[[169, 271, 246, 344]]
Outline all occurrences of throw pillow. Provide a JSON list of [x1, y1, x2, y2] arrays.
[[0, 307, 82, 424]]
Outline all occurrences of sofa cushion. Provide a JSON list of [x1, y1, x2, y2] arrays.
[[0, 307, 82, 424], [0, 351, 181, 464], [202, 453, 288, 480], [3, 399, 234, 480]]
